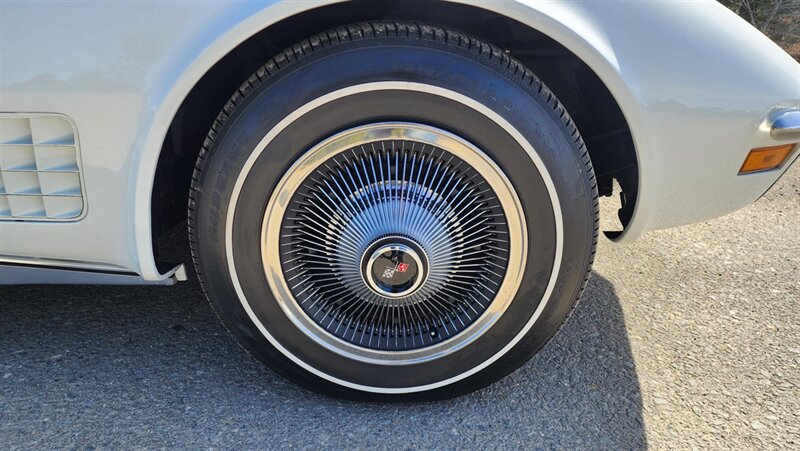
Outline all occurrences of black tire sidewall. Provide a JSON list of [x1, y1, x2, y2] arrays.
[[193, 40, 595, 398]]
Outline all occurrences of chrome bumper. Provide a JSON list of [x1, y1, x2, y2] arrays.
[[771, 109, 800, 141]]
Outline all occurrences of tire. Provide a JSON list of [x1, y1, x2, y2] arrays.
[[189, 22, 598, 400]]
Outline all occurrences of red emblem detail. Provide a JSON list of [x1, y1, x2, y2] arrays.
[[396, 262, 409, 272]]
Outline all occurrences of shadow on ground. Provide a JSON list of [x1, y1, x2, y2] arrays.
[[0, 273, 645, 448]]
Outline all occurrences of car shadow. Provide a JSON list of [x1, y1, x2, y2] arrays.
[[0, 272, 645, 449]]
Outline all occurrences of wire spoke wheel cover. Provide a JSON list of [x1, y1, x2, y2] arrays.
[[262, 123, 527, 365]]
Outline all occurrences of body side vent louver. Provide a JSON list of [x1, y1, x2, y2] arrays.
[[0, 114, 85, 221]]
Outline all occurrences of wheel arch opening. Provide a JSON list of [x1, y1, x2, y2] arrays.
[[151, 0, 639, 267]]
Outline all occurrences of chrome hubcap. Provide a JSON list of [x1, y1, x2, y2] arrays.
[[362, 237, 428, 298], [262, 123, 527, 363]]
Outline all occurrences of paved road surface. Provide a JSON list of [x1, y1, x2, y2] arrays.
[[2, 163, 798, 449]]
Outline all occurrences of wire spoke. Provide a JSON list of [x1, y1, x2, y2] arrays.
[[279, 137, 510, 351]]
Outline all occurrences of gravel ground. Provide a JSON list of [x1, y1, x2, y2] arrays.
[[1, 163, 798, 449]]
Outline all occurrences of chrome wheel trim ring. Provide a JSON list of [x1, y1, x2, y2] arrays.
[[225, 82, 564, 393], [262, 123, 526, 364]]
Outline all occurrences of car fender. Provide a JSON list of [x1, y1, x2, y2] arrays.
[[78, 1, 798, 279]]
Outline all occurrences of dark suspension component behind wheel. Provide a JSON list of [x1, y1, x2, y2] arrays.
[[189, 22, 598, 400]]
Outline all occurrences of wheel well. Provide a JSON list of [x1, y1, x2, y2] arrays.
[[151, 0, 638, 265]]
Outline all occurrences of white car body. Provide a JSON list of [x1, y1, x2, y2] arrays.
[[1, 0, 798, 284]]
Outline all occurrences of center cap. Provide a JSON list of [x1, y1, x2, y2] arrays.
[[363, 237, 428, 298]]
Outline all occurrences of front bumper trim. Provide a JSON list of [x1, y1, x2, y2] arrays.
[[771, 109, 800, 141]]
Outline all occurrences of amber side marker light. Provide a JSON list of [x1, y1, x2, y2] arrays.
[[739, 144, 795, 174]]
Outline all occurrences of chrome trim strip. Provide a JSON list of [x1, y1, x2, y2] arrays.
[[0, 255, 131, 272], [770, 109, 800, 141], [0, 264, 175, 285], [225, 82, 564, 394], [0, 256, 186, 283]]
